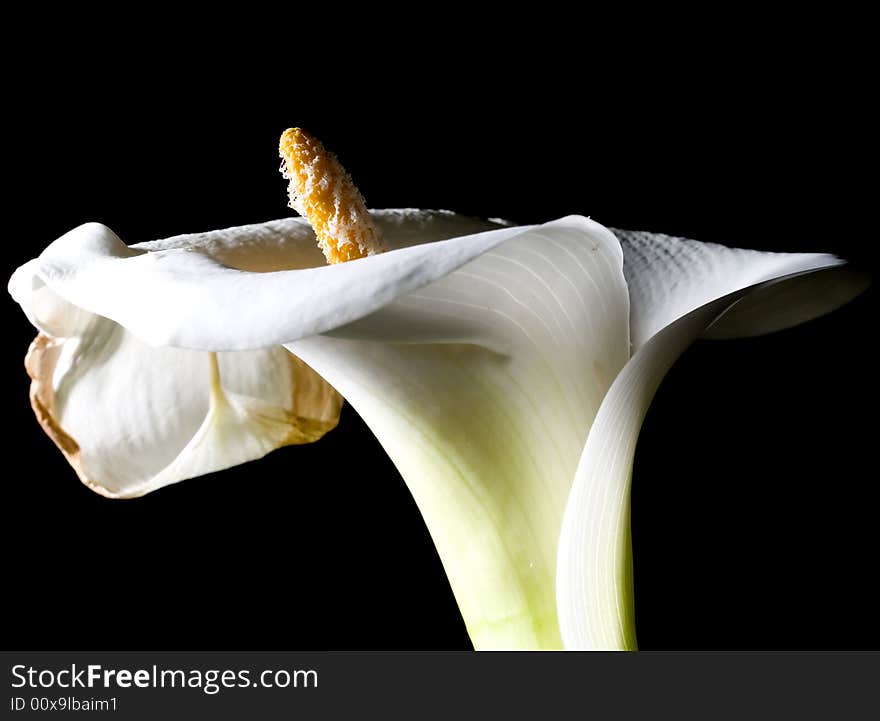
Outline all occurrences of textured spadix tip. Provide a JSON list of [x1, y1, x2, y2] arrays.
[[279, 127, 385, 265]]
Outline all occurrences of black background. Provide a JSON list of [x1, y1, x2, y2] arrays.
[[3, 21, 876, 651]]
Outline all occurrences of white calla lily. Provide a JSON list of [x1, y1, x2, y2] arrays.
[[8, 209, 866, 649]]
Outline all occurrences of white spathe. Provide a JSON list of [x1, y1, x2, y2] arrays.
[[8, 210, 866, 649]]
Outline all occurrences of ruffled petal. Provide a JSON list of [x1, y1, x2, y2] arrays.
[[15, 211, 512, 351], [7, 211, 504, 497]]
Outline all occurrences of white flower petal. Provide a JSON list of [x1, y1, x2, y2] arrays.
[[5, 210, 547, 501], [18, 211, 511, 351], [24, 315, 342, 498], [288, 217, 631, 649], [131, 208, 502, 266], [614, 228, 856, 349], [556, 262, 867, 650], [9, 261, 94, 337], [9, 210, 864, 651], [704, 265, 869, 339]]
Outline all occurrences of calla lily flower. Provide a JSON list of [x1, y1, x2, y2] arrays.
[[7, 132, 866, 650], [9, 211, 865, 650]]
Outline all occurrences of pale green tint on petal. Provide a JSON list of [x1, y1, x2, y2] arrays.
[[290, 217, 630, 649]]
